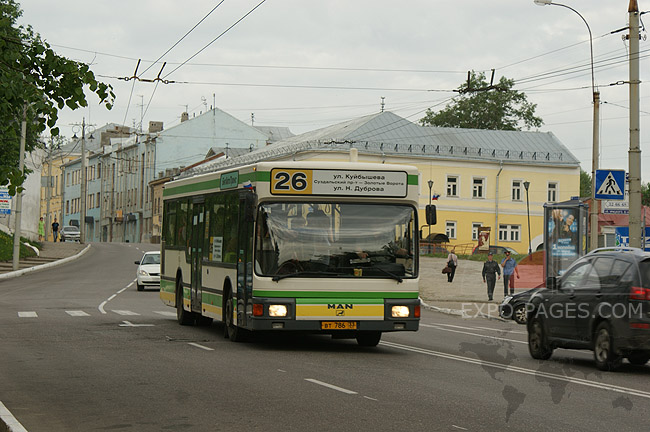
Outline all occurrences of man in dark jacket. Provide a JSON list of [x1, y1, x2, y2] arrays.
[[482, 253, 501, 301]]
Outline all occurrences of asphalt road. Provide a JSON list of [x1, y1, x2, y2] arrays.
[[1, 243, 649, 431]]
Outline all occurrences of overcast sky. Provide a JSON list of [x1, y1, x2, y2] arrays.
[[17, 0, 650, 184]]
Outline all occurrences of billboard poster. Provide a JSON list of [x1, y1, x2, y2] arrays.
[[477, 227, 490, 252], [548, 208, 578, 259], [544, 201, 587, 280]]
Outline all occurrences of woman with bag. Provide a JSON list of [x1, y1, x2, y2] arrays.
[[446, 248, 458, 283]]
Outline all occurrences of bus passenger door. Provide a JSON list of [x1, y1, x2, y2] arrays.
[[190, 202, 204, 314], [236, 192, 255, 327]]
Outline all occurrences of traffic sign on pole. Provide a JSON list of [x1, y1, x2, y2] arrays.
[[595, 169, 625, 200]]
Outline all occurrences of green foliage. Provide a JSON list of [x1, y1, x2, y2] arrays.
[[580, 169, 592, 197], [0, 0, 114, 195], [420, 71, 543, 131], [642, 182, 650, 207], [0, 230, 38, 261]]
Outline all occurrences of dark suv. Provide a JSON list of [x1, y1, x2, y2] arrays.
[[527, 247, 650, 371]]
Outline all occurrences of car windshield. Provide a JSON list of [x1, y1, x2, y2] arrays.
[[255, 202, 417, 279], [63, 227, 79, 233], [142, 254, 160, 265]]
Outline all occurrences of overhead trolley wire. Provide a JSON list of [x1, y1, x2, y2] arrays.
[[163, 0, 270, 79]]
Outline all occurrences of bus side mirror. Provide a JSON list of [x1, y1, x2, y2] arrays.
[[425, 204, 437, 225]]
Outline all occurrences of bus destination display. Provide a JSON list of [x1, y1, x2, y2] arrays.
[[270, 169, 407, 197]]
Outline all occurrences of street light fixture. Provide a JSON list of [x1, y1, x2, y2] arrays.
[[534, 0, 600, 251], [523, 181, 532, 257]]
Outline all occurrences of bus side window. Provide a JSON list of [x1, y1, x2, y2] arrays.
[[164, 201, 177, 247]]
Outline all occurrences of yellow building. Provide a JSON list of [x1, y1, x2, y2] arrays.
[[180, 112, 581, 254], [40, 150, 79, 241]]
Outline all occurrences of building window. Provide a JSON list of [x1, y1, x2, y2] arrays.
[[548, 182, 558, 202], [446, 221, 457, 239], [512, 180, 522, 201], [66, 200, 69, 215], [472, 222, 483, 241], [472, 177, 485, 199], [446, 176, 458, 197], [499, 224, 521, 242]]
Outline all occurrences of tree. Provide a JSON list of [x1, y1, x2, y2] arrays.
[[580, 169, 592, 198], [0, 0, 114, 195], [420, 71, 543, 131], [642, 182, 650, 207]]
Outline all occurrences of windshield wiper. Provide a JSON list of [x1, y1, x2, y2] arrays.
[[372, 266, 403, 283], [272, 271, 341, 282]]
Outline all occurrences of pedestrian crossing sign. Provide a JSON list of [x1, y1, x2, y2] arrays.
[[595, 169, 625, 200]]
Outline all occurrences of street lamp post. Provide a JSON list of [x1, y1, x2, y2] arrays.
[[524, 181, 532, 256], [534, 0, 600, 251], [427, 180, 434, 237]]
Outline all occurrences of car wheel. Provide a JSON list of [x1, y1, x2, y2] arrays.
[[356, 331, 382, 347], [225, 289, 245, 342], [137, 283, 144, 292], [627, 352, 650, 366], [513, 304, 527, 325], [593, 322, 622, 371], [176, 279, 194, 326], [528, 317, 553, 360]]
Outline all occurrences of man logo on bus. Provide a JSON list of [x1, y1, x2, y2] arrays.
[[328, 304, 354, 310]]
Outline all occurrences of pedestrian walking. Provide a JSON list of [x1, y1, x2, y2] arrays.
[[482, 252, 501, 301], [446, 248, 458, 283], [38, 217, 45, 241], [51, 218, 59, 242], [501, 251, 519, 297]]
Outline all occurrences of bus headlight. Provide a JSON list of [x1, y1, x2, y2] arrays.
[[391, 306, 410, 318], [269, 305, 288, 317]]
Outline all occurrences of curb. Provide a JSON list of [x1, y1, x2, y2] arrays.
[[0, 401, 27, 432], [0, 244, 91, 281], [420, 297, 508, 322]]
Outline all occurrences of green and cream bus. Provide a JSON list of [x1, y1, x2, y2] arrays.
[[160, 160, 429, 346]]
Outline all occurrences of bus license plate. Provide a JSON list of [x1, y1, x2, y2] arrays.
[[321, 321, 357, 330]]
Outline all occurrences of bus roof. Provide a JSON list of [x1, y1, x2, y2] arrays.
[[163, 160, 419, 201]]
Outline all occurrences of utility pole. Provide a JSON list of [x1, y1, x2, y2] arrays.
[[80, 118, 87, 244], [45, 136, 53, 242], [12, 104, 28, 271], [628, 0, 642, 248]]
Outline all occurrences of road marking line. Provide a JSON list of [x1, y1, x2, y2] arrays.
[[18, 311, 38, 318], [66, 310, 90, 317], [188, 342, 214, 351], [0, 401, 28, 432], [153, 311, 177, 317], [119, 321, 154, 327], [305, 379, 358, 395], [99, 280, 137, 314], [474, 325, 527, 335], [363, 396, 378, 401], [113, 310, 140, 316], [452, 425, 468, 431], [380, 341, 650, 400], [421, 323, 526, 345]]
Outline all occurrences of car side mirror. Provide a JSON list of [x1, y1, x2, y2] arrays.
[[135, 261, 140, 265], [546, 276, 557, 290]]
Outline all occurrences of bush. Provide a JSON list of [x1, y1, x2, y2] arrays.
[[0, 230, 39, 261]]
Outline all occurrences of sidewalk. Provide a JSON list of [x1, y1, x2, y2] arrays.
[[419, 256, 543, 313], [0, 242, 87, 278]]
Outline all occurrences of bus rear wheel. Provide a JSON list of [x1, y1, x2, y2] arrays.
[[356, 331, 381, 347], [176, 279, 194, 326]]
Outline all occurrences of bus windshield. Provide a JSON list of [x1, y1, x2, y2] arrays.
[[255, 203, 417, 279]]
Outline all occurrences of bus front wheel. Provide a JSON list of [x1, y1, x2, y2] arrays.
[[225, 290, 245, 342], [356, 331, 381, 347]]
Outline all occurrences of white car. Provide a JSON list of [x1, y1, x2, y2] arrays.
[[135, 251, 161, 291]]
